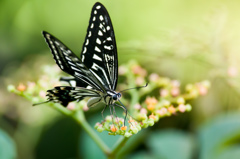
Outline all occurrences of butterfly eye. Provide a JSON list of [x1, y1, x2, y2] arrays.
[[117, 93, 121, 98], [112, 94, 118, 100]]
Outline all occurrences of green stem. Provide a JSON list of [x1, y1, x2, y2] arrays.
[[72, 110, 111, 155], [108, 136, 129, 159], [52, 104, 111, 155]]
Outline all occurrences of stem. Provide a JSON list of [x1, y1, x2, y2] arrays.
[[52, 104, 111, 155], [107, 136, 129, 159], [72, 110, 111, 155]]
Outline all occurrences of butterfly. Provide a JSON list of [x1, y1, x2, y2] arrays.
[[35, 2, 131, 125]]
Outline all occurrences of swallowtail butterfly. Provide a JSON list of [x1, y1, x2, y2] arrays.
[[36, 2, 131, 124]]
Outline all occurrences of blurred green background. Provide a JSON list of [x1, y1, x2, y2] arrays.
[[1, 0, 240, 158]]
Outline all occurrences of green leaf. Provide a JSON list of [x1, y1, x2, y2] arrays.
[[0, 128, 17, 159], [198, 112, 240, 159], [147, 129, 195, 159]]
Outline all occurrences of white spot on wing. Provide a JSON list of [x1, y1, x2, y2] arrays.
[[99, 15, 104, 21], [93, 54, 102, 61], [96, 38, 101, 44], [82, 55, 85, 62], [83, 47, 87, 53], [94, 46, 101, 52], [93, 16, 96, 21], [104, 45, 112, 50], [70, 80, 76, 87], [90, 23, 94, 28], [85, 39, 89, 45], [88, 31, 92, 37], [94, 10, 97, 14], [96, 5, 101, 9], [98, 30, 103, 36], [106, 26, 110, 31], [106, 37, 112, 41]]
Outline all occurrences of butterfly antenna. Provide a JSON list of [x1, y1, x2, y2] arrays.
[[120, 83, 148, 93]]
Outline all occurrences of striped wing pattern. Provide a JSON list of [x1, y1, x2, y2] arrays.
[[47, 86, 102, 107], [80, 2, 118, 90], [42, 31, 105, 92]]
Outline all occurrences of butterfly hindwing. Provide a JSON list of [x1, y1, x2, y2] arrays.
[[47, 86, 102, 107], [80, 2, 118, 90]]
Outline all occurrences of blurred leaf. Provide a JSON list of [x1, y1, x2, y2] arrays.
[[129, 152, 157, 159], [0, 128, 17, 159], [35, 116, 81, 159], [198, 112, 240, 159], [217, 145, 240, 159], [147, 129, 195, 159]]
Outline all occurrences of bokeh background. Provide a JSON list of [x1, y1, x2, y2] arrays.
[[1, 0, 240, 158]]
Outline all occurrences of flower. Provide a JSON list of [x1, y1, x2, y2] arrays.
[[121, 126, 127, 131], [149, 73, 159, 82], [131, 65, 147, 77], [178, 104, 186, 113], [160, 89, 169, 97], [168, 106, 176, 114], [110, 125, 117, 132], [171, 87, 180, 97], [17, 83, 26, 91], [156, 107, 168, 116]]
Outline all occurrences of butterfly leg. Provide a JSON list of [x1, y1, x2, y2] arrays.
[[101, 105, 108, 121], [112, 105, 120, 127], [113, 103, 128, 126], [108, 104, 115, 125]]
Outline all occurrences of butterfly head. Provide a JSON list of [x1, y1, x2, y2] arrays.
[[112, 92, 121, 101]]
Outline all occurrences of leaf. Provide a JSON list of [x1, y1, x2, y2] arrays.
[[147, 129, 195, 159], [198, 112, 240, 159], [0, 128, 17, 159]]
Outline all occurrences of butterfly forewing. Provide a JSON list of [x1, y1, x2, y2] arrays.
[[80, 2, 118, 90], [42, 31, 106, 92]]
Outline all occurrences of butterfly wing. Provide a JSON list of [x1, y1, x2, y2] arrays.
[[80, 2, 118, 90], [47, 86, 102, 107], [42, 31, 106, 92]]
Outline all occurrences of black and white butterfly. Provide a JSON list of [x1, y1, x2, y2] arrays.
[[36, 2, 131, 124]]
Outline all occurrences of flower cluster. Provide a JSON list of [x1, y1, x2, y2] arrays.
[[94, 61, 210, 137], [8, 61, 210, 137]]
